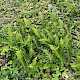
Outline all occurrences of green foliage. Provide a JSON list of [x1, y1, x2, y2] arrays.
[[0, 0, 80, 79]]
